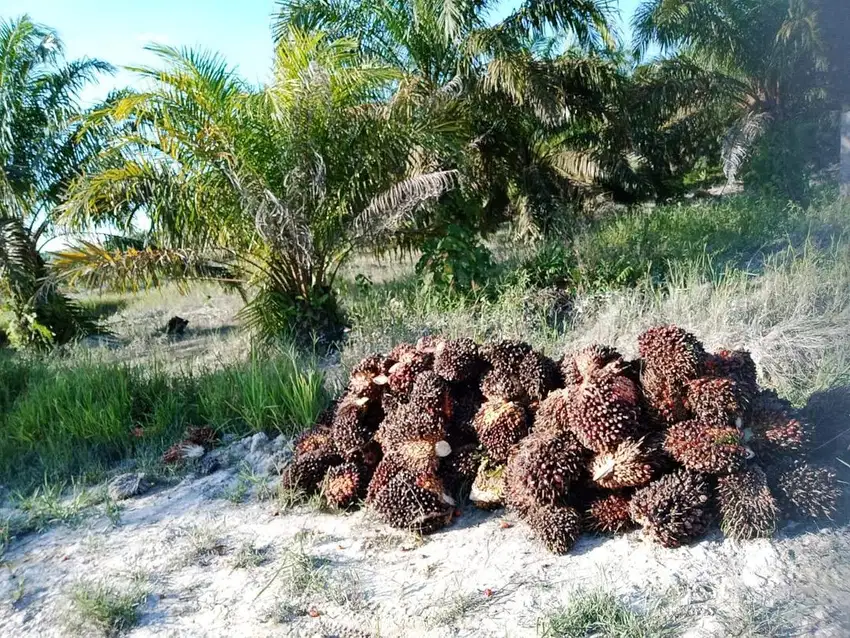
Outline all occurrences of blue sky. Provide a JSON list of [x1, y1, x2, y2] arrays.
[[3, 0, 643, 104]]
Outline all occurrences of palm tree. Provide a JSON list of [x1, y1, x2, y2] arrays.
[[813, 0, 850, 197], [0, 15, 111, 348], [274, 0, 623, 238], [633, 0, 840, 201], [59, 29, 456, 342]]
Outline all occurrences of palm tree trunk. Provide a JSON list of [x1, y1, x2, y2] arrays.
[[842, 106, 850, 198]]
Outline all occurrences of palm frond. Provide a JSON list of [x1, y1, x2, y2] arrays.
[[721, 110, 771, 183], [52, 242, 242, 293], [352, 169, 458, 241]]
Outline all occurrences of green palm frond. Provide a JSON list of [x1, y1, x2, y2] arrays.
[[52, 242, 242, 293]]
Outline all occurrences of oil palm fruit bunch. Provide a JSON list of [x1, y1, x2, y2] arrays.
[[639, 325, 706, 425], [715, 465, 778, 539], [567, 358, 644, 453], [278, 327, 843, 550], [587, 493, 635, 534], [629, 469, 713, 548]]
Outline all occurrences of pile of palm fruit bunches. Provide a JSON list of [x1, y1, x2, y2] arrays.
[[281, 325, 844, 554]]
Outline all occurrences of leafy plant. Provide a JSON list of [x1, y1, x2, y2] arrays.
[[59, 29, 456, 342], [416, 224, 493, 296]]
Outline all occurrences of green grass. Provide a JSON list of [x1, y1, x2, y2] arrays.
[[342, 195, 850, 405], [539, 589, 681, 638], [68, 578, 149, 637], [0, 345, 328, 493]]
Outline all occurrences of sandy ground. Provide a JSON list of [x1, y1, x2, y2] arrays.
[[1, 433, 849, 638]]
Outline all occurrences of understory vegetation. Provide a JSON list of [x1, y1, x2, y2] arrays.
[[0, 191, 847, 497], [0, 347, 328, 491]]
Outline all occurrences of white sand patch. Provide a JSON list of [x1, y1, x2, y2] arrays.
[[1, 458, 848, 637]]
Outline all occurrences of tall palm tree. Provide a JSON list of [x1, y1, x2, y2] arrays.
[[0, 15, 111, 348], [633, 0, 839, 200], [274, 0, 623, 238], [59, 29, 455, 342]]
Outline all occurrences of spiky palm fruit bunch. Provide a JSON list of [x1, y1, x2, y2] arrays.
[[518, 350, 563, 402], [767, 460, 841, 520], [386, 349, 434, 397], [568, 361, 643, 453], [527, 504, 583, 554], [389, 439, 451, 475], [561, 344, 622, 387], [348, 353, 388, 401], [416, 334, 442, 353], [629, 469, 712, 548], [387, 342, 416, 364], [323, 462, 364, 508], [446, 384, 483, 446], [704, 349, 758, 406], [376, 402, 447, 452], [365, 457, 403, 504], [479, 368, 526, 402], [587, 494, 635, 534], [747, 390, 812, 459], [639, 325, 706, 425], [472, 399, 529, 463], [685, 377, 744, 427], [281, 449, 344, 493], [533, 389, 573, 436], [433, 338, 481, 382], [664, 420, 748, 475], [716, 466, 778, 539], [482, 339, 534, 370], [409, 371, 454, 420], [505, 430, 587, 512], [440, 443, 481, 495], [313, 400, 339, 429], [370, 470, 454, 533], [294, 425, 336, 457], [332, 395, 376, 461], [590, 438, 655, 489], [470, 461, 506, 509]]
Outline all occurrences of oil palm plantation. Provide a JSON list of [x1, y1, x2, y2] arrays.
[[0, 15, 111, 348], [59, 29, 456, 342], [275, 0, 626, 238], [633, 0, 843, 201]]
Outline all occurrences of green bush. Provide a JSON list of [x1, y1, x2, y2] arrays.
[[416, 224, 494, 296]]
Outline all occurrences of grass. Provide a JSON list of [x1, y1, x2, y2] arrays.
[[258, 542, 366, 616], [68, 577, 149, 637], [231, 540, 270, 568], [717, 592, 795, 638], [343, 196, 850, 405], [539, 589, 681, 638], [0, 344, 328, 493], [179, 522, 230, 566]]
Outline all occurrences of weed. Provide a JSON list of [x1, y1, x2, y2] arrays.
[[257, 542, 366, 613], [0, 345, 327, 495], [539, 589, 680, 638], [716, 591, 795, 637], [231, 541, 269, 568], [13, 481, 100, 533], [103, 497, 123, 526], [429, 588, 500, 627], [179, 523, 229, 566], [68, 578, 148, 637], [223, 463, 276, 503]]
